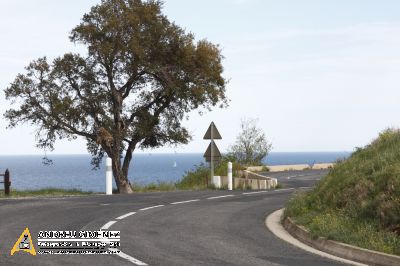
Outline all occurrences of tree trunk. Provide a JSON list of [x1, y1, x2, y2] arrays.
[[118, 178, 134, 194], [111, 153, 133, 194], [122, 142, 135, 191]]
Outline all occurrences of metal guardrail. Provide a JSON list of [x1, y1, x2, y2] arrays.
[[0, 169, 11, 196]]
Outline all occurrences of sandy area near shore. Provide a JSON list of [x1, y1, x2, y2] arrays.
[[247, 163, 334, 172]]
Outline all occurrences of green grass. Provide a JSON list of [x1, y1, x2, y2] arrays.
[[285, 194, 400, 255], [0, 188, 93, 198], [132, 182, 177, 192], [285, 128, 400, 255]]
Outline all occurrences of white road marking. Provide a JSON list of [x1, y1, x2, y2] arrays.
[[139, 205, 164, 211], [287, 176, 296, 179], [242, 191, 268, 195], [101, 221, 117, 230], [170, 199, 200, 205], [299, 187, 313, 189], [101, 203, 111, 206], [116, 212, 136, 220], [109, 248, 148, 265], [273, 188, 295, 192], [207, 195, 234, 200]]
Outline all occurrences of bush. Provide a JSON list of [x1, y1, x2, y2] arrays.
[[176, 163, 209, 190], [176, 157, 246, 190], [214, 157, 246, 176]]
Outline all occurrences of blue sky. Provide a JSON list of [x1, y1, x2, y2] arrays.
[[1, 0, 400, 154]]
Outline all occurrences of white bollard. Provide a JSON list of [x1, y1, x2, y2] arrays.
[[106, 157, 113, 195], [212, 176, 221, 188], [228, 162, 233, 190]]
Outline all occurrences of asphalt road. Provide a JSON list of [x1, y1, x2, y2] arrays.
[[0, 169, 345, 266]]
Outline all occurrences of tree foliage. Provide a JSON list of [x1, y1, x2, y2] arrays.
[[4, 0, 227, 193], [228, 118, 272, 166]]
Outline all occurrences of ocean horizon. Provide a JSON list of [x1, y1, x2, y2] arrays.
[[0, 152, 350, 192]]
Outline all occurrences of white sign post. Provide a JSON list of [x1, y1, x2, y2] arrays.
[[228, 162, 233, 190], [106, 157, 113, 195]]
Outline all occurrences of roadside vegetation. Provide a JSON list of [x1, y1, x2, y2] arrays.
[[121, 117, 274, 192], [285, 128, 400, 255], [228, 118, 272, 166], [0, 188, 93, 198], [132, 158, 246, 192]]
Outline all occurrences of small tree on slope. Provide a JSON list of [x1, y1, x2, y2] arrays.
[[228, 118, 272, 166]]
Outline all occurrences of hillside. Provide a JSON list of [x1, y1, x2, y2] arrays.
[[285, 129, 400, 255]]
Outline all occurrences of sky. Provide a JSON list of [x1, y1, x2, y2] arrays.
[[1, 0, 400, 155]]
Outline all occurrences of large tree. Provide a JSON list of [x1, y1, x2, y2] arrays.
[[4, 0, 227, 193]]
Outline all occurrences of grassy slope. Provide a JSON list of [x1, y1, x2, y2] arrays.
[[285, 129, 400, 255]]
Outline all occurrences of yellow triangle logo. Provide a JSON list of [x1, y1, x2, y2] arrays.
[[10, 227, 36, 256]]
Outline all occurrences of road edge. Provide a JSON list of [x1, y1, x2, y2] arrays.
[[282, 214, 400, 266], [265, 209, 366, 266]]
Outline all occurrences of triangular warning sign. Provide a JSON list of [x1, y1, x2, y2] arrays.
[[203, 140, 222, 161], [10, 227, 36, 256], [203, 122, 222, 140]]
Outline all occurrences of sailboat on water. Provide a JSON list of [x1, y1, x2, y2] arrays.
[[173, 151, 177, 168]]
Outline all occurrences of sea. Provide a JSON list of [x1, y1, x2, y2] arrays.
[[0, 152, 350, 192]]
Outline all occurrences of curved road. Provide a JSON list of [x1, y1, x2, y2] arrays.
[[0, 169, 345, 265]]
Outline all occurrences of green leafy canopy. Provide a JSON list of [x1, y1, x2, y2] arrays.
[[4, 0, 227, 192]]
